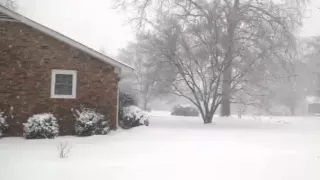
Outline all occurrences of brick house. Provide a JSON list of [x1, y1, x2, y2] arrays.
[[0, 6, 133, 136]]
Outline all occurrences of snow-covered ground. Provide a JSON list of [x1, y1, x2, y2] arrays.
[[1, 112, 320, 180]]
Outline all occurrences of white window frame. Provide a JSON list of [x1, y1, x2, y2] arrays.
[[51, 69, 77, 99]]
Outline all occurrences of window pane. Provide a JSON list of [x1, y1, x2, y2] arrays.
[[54, 74, 73, 95], [56, 74, 73, 85], [55, 84, 73, 95], [55, 84, 72, 95]]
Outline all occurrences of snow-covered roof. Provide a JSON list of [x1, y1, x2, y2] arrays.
[[0, 5, 133, 75], [306, 96, 320, 104]]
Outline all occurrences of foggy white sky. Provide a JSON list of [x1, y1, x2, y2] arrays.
[[12, 0, 134, 58], [4, 0, 320, 57], [300, 0, 320, 37]]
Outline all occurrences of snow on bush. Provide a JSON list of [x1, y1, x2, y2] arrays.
[[171, 104, 199, 117], [23, 113, 59, 139], [119, 106, 149, 129], [118, 92, 137, 125], [0, 112, 8, 137], [74, 108, 110, 136], [306, 96, 320, 104]]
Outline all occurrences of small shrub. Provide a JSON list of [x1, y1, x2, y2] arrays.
[[119, 92, 137, 108], [118, 91, 138, 126], [171, 105, 199, 117], [74, 108, 110, 136], [57, 141, 71, 159], [119, 106, 149, 129], [0, 112, 8, 137], [23, 113, 59, 139]]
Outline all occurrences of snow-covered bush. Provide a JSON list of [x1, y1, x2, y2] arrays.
[[119, 106, 149, 129], [119, 92, 137, 122], [23, 113, 59, 139], [119, 92, 137, 108], [171, 104, 199, 117], [0, 112, 8, 137], [74, 108, 110, 136]]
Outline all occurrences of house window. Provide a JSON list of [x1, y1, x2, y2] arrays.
[[51, 69, 77, 99]]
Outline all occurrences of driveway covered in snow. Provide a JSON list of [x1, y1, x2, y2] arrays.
[[1, 114, 320, 180]]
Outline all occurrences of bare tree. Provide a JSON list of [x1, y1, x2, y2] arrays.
[[117, 0, 307, 122], [118, 46, 156, 110], [118, 37, 174, 110], [128, 14, 229, 123], [1, 0, 17, 10]]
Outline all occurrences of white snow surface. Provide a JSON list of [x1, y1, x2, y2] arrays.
[[1, 113, 320, 180]]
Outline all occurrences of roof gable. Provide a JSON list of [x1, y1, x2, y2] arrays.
[[0, 5, 133, 74]]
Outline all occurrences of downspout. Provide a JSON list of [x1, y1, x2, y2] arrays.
[[114, 67, 122, 130], [114, 66, 134, 129], [116, 80, 120, 129]]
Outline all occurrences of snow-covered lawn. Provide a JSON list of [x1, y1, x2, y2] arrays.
[[1, 113, 320, 180]]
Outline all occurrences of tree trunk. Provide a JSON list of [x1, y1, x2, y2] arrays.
[[204, 120, 212, 124], [220, 0, 239, 117], [290, 106, 295, 116], [221, 66, 232, 116], [202, 111, 214, 124], [142, 100, 148, 111]]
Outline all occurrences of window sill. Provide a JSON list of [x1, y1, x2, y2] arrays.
[[50, 95, 76, 99]]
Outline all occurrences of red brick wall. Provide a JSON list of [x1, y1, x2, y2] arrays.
[[0, 21, 119, 136]]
